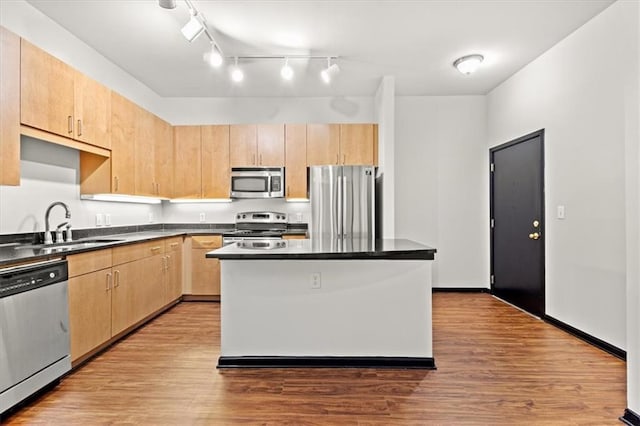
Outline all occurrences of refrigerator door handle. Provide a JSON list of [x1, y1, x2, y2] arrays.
[[336, 172, 342, 238], [342, 175, 348, 239]]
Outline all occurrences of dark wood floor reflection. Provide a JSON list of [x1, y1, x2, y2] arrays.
[[3, 293, 626, 425]]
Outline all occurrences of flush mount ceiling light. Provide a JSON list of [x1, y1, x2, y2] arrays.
[[320, 57, 340, 84], [231, 57, 244, 83], [280, 57, 294, 80], [453, 54, 484, 75], [158, 0, 176, 9]]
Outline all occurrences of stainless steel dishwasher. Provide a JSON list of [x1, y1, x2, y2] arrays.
[[0, 258, 71, 414]]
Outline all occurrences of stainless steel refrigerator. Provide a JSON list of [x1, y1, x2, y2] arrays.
[[309, 165, 375, 242]]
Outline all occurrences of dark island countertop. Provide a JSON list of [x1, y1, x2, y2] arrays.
[[206, 238, 436, 261]]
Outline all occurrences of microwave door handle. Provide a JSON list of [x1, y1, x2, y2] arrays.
[[267, 175, 272, 197]]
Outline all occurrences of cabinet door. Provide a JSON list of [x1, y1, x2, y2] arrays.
[[74, 73, 111, 149], [257, 124, 285, 166], [139, 254, 166, 316], [164, 238, 183, 303], [21, 39, 75, 139], [339, 124, 374, 165], [68, 269, 113, 362], [230, 124, 257, 167], [134, 106, 156, 196], [285, 124, 307, 199], [154, 116, 174, 198], [202, 125, 230, 198], [173, 126, 202, 198], [190, 235, 222, 296], [0, 27, 20, 186], [110, 92, 136, 194], [111, 260, 146, 336], [306, 124, 339, 166]]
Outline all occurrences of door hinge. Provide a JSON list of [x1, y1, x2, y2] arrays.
[[490, 275, 494, 285], [490, 163, 495, 172], [490, 218, 495, 228]]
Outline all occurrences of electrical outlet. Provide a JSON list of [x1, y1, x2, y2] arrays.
[[105, 214, 112, 226], [296, 213, 303, 223], [148, 212, 154, 223], [199, 212, 206, 222], [310, 272, 321, 289], [96, 213, 104, 227]]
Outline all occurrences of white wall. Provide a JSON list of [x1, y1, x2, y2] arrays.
[[375, 76, 396, 238], [395, 96, 488, 288], [487, 0, 637, 350], [626, 0, 640, 415], [0, 138, 162, 234]]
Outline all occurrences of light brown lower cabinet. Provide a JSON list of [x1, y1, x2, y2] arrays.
[[67, 237, 183, 363], [189, 235, 222, 296]]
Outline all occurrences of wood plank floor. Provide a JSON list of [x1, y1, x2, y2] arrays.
[[3, 293, 626, 425]]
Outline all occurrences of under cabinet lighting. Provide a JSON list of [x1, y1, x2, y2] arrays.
[[169, 198, 233, 203], [285, 198, 310, 203], [81, 194, 163, 204]]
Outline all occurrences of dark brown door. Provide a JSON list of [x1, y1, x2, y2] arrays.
[[490, 130, 545, 317]]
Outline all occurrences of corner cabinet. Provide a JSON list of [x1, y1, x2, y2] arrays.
[[21, 39, 111, 150], [0, 26, 20, 186]]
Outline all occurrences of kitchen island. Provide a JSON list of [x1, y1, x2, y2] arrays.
[[206, 238, 437, 369]]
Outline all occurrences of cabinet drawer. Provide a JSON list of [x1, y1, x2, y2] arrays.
[[112, 240, 164, 265], [165, 237, 183, 253], [67, 248, 112, 277], [283, 234, 307, 240], [192, 235, 222, 249]]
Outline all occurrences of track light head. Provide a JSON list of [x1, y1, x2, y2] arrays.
[[204, 45, 223, 67], [280, 58, 294, 80], [320, 58, 340, 84], [231, 57, 244, 82], [158, 0, 176, 9], [181, 14, 205, 42]]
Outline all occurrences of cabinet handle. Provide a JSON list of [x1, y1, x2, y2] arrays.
[[114, 270, 120, 287], [77, 119, 83, 137], [68, 116, 73, 134], [114, 176, 119, 192], [166, 254, 171, 271], [259, 154, 263, 165], [343, 154, 346, 165], [170, 242, 179, 248], [151, 246, 162, 253], [106, 272, 112, 291], [253, 153, 256, 165], [336, 154, 339, 165], [156, 183, 160, 195], [287, 186, 290, 197]]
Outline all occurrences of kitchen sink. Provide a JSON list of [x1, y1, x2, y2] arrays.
[[14, 238, 123, 250]]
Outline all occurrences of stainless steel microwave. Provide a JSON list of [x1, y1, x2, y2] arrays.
[[230, 167, 284, 198]]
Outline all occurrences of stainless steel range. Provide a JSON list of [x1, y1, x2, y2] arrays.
[[223, 211, 288, 245]]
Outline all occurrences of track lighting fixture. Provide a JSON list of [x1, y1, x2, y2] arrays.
[[453, 54, 484, 75], [231, 57, 244, 83], [158, 0, 176, 9], [320, 57, 340, 84], [280, 58, 294, 80]]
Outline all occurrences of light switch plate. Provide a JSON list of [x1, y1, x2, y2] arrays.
[[310, 273, 321, 289], [557, 205, 566, 219], [96, 213, 104, 227], [105, 214, 112, 226], [199, 212, 206, 222]]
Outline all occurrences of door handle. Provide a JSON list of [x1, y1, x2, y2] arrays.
[[528, 232, 541, 240], [106, 272, 112, 291], [114, 270, 120, 287]]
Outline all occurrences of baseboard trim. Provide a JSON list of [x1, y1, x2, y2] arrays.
[[620, 408, 640, 426], [544, 315, 626, 361], [218, 356, 436, 369], [432, 287, 489, 293]]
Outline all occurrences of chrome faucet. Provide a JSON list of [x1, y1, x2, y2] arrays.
[[44, 202, 71, 244]]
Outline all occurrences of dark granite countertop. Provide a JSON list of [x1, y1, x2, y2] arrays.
[[206, 238, 436, 260], [0, 223, 308, 267]]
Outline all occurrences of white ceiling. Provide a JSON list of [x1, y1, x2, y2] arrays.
[[26, 0, 615, 98]]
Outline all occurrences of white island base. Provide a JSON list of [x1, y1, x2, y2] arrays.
[[218, 259, 435, 368]]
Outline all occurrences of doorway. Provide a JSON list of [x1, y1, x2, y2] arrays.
[[490, 129, 545, 317]]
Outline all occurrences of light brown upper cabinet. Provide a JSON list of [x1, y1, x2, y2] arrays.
[[257, 124, 285, 166], [339, 124, 375, 165], [21, 39, 111, 149], [134, 105, 156, 197], [173, 126, 203, 198], [230, 124, 257, 167], [110, 92, 136, 195], [285, 124, 307, 199], [306, 124, 340, 166], [307, 123, 377, 166], [202, 125, 230, 198], [230, 124, 285, 167], [0, 27, 20, 186], [154, 116, 174, 199]]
